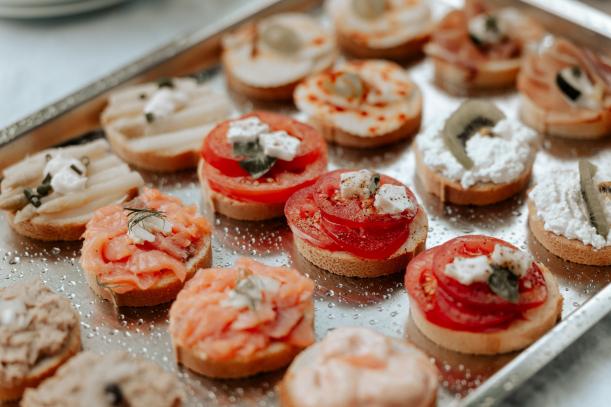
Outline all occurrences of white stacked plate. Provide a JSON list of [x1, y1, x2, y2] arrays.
[[0, 0, 128, 18]]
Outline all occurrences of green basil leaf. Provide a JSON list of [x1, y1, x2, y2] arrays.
[[488, 267, 519, 303], [239, 155, 276, 179], [233, 141, 262, 157], [369, 173, 381, 195]]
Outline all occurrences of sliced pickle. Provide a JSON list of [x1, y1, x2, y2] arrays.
[[579, 160, 609, 237], [442, 100, 506, 169], [260, 24, 302, 55], [352, 0, 386, 20], [323, 72, 364, 99]]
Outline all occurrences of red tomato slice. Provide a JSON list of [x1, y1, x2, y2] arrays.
[[405, 247, 520, 333], [432, 235, 547, 312], [319, 215, 411, 260], [285, 186, 340, 250], [202, 111, 325, 177], [204, 155, 327, 204], [313, 169, 418, 228]]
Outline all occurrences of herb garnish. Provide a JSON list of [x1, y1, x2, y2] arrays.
[[145, 112, 155, 124], [156, 77, 175, 89], [368, 173, 381, 196], [233, 141, 276, 179], [70, 164, 82, 175], [80, 156, 90, 166], [488, 266, 519, 303], [104, 383, 124, 406], [24, 173, 54, 208], [124, 207, 167, 233], [139, 93, 147, 100]]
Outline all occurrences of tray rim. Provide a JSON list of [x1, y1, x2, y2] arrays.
[[1, 0, 610, 406]]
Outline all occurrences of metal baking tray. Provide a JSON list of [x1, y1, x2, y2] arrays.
[[1, 0, 610, 406]]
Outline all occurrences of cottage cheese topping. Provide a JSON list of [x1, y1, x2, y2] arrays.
[[143, 87, 189, 120], [340, 169, 375, 199], [374, 184, 415, 215], [21, 351, 184, 407], [295, 60, 419, 137], [0, 280, 78, 387], [221, 274, 281, 310], [227, 117, 270, 143], [285, 327, 437, 407], [444, 244, 532, 285], [529, 166, 611, 249], [226, 117, 302, 161], [417, 118, 538, 188], [44, 153, 88, 195], [127, 215, 173, 245], [223, 13, 336, 87], [327, 0, 432, 48]]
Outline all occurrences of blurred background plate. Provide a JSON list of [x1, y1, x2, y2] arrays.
[[0, 0, 128, 18]]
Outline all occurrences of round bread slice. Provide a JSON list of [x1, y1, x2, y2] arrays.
[[224, 65, 301, 102], [174, 307, 313, 379], [410, 263, 563, 355], [197, 160, 285, 221], [415, 148, 533, 206], [0, 324, 81, 402], [84, 236, 212, 308], [527, 199, 611, 266], [519, 93, 611, 140], [336, 30, 430, 61], [294, 209, 428, 278], [428, 54, 521, 95]]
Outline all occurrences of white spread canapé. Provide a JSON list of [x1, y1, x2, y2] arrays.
[[374, 184, 415, 215], [340, 170, 415, 215], [444, 244, 532, 285], [44, 153, 88, 195], [128, 215, 173, 245], [143, 87, 189, 120], [295, 60, 419, 138], [327, 0, 432, 49], [284, 327, 437, 407], [417, 118, 537, 188], [529, 165, 611, 249], [227, 117, 302, 161], [222, 13, 335, 88]]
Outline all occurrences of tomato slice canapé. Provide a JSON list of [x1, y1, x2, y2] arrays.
[[202, 111, 325, 177]]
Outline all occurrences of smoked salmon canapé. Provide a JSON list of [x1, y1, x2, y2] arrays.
[[0, 139, 143, 241], [199, 111, 328, 221], [326, 0, 433, 61], [405, 235, 563, 355], [222, 13, 337, 101], [80, 188, 212, 308], [518, 37, 611, 140], [101, 77, 232, 172], [285, 169, 428, 277], [424, 0, 544, 95], [294, 59, 423, 148], [280, 327, 438, 407], [168, 258, 315, 379]]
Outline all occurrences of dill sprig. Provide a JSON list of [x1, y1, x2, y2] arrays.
[[124, 207, 167, 232]]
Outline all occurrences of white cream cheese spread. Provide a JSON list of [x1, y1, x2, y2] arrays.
[[44, 153, 88, 195], [417, 118, 538, 188], [529, 165, 611, 249], [143, 87, 189, 120]]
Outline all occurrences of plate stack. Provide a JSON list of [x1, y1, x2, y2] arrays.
[[0, 0, 127, 18]]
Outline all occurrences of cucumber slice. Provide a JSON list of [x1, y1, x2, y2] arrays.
[[579, 160, 609, 237]]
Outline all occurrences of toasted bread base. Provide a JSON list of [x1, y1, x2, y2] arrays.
[[197, 161, 285, 221], [105, 126, 201, 172], [294, 209, 428, 277], [410, 263, 563, 355], [5, 188, 139, 242], [306, 94, 422, 149], [527, 199, 611, 266], [278, 335, 437, 407], [84, 236, 212, 307], [336, 30, 430, 61], [0, 324, 81, 401], [519, 93, 611, 140], [415, 148, 533, 206], [173, 307, 313, 379], [429, 57, 520, 96]]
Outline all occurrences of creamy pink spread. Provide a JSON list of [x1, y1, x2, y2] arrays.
[[285, 327, 438, 407], [0, 279, 78, 387], [22, 351, 184, 407]]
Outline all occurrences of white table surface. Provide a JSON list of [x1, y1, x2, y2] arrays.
[[0, 1, 609, 406]]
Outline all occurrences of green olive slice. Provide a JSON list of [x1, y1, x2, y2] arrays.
[[260, 23, 302, 55], [352, 0, 386, 20], [442, 100, 506, 169], [579, 160, 609, 237]]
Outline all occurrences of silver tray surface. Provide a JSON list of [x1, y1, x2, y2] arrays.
[[1, 1, 610, 406]]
